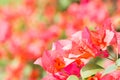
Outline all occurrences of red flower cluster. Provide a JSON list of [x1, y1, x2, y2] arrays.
[[0, 0, 120, 80], [35, 20, 120, 80]]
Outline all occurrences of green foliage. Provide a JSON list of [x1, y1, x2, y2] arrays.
[[58, 0, 71, 11], [0, 0, 21, 6], [60, 30, 67, 39], [80, 57, 104, 79], [107, 45, 117, 61], [0, 0, 10, 6], [0, 59, 7, 67], [102, 58, 120, 77], [67, 75, 79, 80], [116, 58, 120, 66], [102, 64, 117, 76], [58, 0, 79, 11]]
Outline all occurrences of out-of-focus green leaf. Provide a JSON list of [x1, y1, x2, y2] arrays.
[[23, 65, 32, 76], [58, 0, 71, 11], [58, 0, 80, 11], [0, 0, 10, 6], [67, 75, 79, 80], [60, 30, 67, 39], [0, 59, 7, 67], [0, 70, 6, 80], [0, 0, 22, 6], [116, 58, 120, 66], [0, 59, 8, 79]]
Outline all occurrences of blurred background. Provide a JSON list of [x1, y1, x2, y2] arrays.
[[0, 0, 120, 80]]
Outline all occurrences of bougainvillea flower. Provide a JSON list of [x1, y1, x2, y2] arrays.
[[42, 74, 59, 80], [89, 21, 115, 57], [63, 61, 84, 77], [39, 49, 65, 73], [101, 70, 120, 80], [87, 71, 120, 80], [116, 32, 120, 54], [1, 0, 120, 80], [87, 73, 101, 80], [29, 68, 41, 80], [35, 27, 103, 79], [35, 19, 120, 80], [0, 20, 11, 42], [5, 58, 25, 80], [6, 33, 46, 61], [67, 0, 109, 26]]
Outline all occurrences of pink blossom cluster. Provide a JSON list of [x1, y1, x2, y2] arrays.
[[0, 0, 60, 80], [0, 0, 120, 80], [35, 20, 120, 80]]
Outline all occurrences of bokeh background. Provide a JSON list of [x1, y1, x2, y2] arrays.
[[0, 0, 120, 80]]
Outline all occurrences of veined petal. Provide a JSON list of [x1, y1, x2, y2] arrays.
[[34, 58, 42, 67], [0, 20, 10, 42], [59, 40, 72, 50], [116, 32, 120, 54], [104, 30, 114, 45], [63, 57, 75, 66], [71, 31, 82, 43]]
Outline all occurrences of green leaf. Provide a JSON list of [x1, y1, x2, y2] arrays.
[[102, 64, 117, 76], [116, 58, 120, 66], [58, 0, 71, 11], [60, 30, 67, 39], [0, 59, 7, 67], [67, 75, 79, 80], [80, 57, 104, 79], [107, 45, 117, 60], [0, 0, 10, 6], [0, 0, 22, 6], [81, 64, 103, 79], [88, 57, 105, 67]]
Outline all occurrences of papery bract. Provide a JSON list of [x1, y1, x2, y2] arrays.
[[0, 20, 11, 42]]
